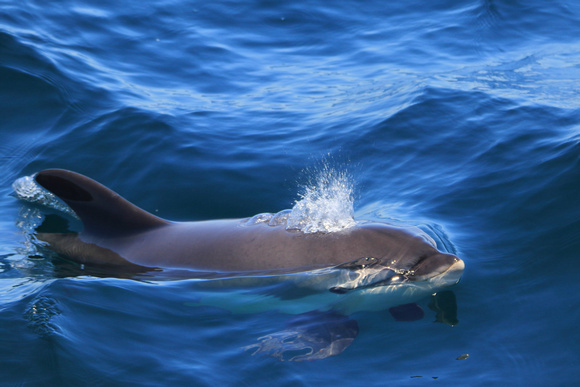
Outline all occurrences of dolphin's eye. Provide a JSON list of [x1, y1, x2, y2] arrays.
[[329, 286, 349, 294], [415, 255, 428, 264]]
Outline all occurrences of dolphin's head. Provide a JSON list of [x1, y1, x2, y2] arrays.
[[329, 252, 464, 294]]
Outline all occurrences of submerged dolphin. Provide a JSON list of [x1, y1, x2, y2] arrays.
[[25, 169, 465, 361], [32, 169, 463, 287]]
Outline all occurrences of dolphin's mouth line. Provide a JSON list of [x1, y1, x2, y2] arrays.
[[329, 255, 463, 294], [329, 271, 409, 294]]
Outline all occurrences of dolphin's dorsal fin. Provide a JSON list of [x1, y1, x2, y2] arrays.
[[35, 169, 169, 237]]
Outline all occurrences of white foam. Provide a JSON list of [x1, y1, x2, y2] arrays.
[[286, 166, 356, 234], [12, 175, 78, 218]]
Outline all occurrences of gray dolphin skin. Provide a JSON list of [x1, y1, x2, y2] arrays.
[[33, 169, 464, 290]]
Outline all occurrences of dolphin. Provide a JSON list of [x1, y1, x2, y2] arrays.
[[25, 169, 465, 360], [31, 169, 463, 287], [31, 169, 464, 285]]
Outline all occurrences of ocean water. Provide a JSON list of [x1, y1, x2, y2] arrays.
[[1, 0, 580, 385]]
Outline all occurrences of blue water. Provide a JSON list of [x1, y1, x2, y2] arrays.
[[2, 0, 580, 385]]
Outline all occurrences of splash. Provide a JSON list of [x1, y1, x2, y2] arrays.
[[12, 174, 78, 218], [286, 165, 356, 233]]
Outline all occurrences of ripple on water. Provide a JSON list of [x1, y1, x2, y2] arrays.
[[24, 295, 61, 338]]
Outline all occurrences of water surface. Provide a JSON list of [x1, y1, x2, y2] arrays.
[[1, 0, 580, 385]]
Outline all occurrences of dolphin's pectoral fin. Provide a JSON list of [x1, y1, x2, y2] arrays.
[[243, 311, 359, 361]]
